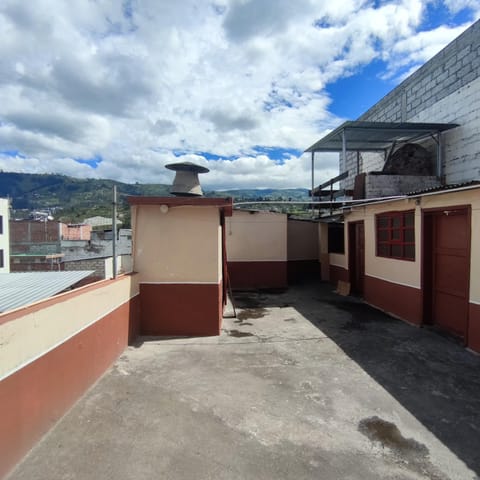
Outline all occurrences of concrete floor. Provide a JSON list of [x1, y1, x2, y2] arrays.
[[8, 282, 480, 480]]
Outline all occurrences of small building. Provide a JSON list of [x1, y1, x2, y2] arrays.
[[128, 195, 232, 336], [226, 209, 288, 289], [83, 215, 122, 230], [61, 223, 92, 241], [323, 184, 480, 353]]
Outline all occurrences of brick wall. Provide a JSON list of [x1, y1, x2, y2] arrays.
[[365, 174, 439, 198], [341, 20, 480, 189], [61, 224, 92, 241], [10, 221, 60, 244]]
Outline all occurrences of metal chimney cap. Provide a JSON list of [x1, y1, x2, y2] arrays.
[[165, 161, 209, 173]]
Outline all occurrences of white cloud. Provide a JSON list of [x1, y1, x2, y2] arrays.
[[381, 23, 475, 81], [0, 0, 477, 189]]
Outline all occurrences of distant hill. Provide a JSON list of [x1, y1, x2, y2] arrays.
[[0, 172, 171, 224], [209, 188, 310, 201], [0, 172, 311, 223]]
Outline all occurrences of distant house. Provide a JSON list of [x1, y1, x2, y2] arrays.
[[83, 216, 122, 229], [9, 219, 63, 272], [61, 223, 92, 241]]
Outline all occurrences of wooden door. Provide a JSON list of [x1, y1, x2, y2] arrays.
[[430, 209, 470, 338], [349, 221, 365, 295]]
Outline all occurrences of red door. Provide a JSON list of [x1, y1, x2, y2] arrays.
[[430, 209, 470, 338], [349, 221, 365, 295]]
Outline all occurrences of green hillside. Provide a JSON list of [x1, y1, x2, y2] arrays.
[[0, 172, 171, 224], [0, 172, 311, 223]]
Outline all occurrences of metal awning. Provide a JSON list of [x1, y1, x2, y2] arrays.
[[305, 121, 459, 152]]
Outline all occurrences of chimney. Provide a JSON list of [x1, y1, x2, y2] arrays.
[[165, 162, 209, 197]]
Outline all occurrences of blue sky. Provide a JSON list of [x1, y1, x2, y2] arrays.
[[0, 1, 478, 189]]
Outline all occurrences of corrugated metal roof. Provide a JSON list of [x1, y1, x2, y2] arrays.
[[306, 121, 458, 152], [406, 180, 480, 195], [0, 271, 94, 313]]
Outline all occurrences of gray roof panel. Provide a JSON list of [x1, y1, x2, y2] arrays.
[[0, 271, 95, 313], [306, 121, 459, 152]]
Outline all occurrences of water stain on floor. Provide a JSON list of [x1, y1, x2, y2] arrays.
[[225, 329, 254, 338], [358, 416, 447, 480], [237, 308, 267, 321], [358, 416, 428, 456]]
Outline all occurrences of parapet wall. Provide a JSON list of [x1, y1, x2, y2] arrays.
[[0, 274, 140, 478]]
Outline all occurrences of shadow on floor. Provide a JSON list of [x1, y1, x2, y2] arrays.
[[232, 281, 480, 476]]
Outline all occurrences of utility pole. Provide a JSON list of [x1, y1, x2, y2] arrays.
[[112, 185, 117, 279]]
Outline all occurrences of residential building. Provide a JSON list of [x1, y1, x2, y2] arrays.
[[307, 20, 480, 351]]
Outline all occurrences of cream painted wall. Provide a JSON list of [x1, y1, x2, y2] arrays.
[[132, 205, 222, 283], [287, 220, 318, 260], [346, 200, 421, 288], [318, 223, 328, 256], [420, 188, 480, 303], [344, 187, 480, 299], [226, 210, 287, 262], [0, 275, 139, 381], [329, 253, 347, 269]]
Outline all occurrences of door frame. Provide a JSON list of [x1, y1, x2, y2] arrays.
[[348, 220, 365, 295], [421, 205, 471, 341]]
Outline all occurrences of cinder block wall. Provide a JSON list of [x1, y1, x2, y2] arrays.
[[64, 258, 106, 279], [341, 20, 480, 188]]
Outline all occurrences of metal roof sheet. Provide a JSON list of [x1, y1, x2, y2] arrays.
[[305, 121, 459, 152], [406, 180, 480, 196], [0, 271, 94, 313]]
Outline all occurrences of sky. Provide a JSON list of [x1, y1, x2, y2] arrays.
[[0, 1, 478, 190]]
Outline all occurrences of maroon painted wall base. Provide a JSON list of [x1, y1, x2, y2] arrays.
[[468, 303, 480, 353], [364, 275, 423, 326], [139, 282, 223, 336], [329, 265, 349, 284], [228, 261, 287, 289], [287, 260, 320, 284]]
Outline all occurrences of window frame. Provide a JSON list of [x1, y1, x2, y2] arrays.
[[328, 222, 345, 254], [376, 210, 415, 261]]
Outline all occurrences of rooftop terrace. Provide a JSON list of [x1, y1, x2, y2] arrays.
[[7, 282, 480, 480]]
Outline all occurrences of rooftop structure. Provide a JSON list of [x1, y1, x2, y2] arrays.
[[308, 19, 480, 201], [5, 284, 480, 480], [1, 18, 480, 480]]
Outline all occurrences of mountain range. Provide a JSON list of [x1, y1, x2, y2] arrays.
[[0, 172, 310, 224]]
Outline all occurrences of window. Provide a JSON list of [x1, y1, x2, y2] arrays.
[[0, 215, 3, 234], [328, 222, 345, 254], [0, 250, 3, 268], [376, 211, 415, 260]]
